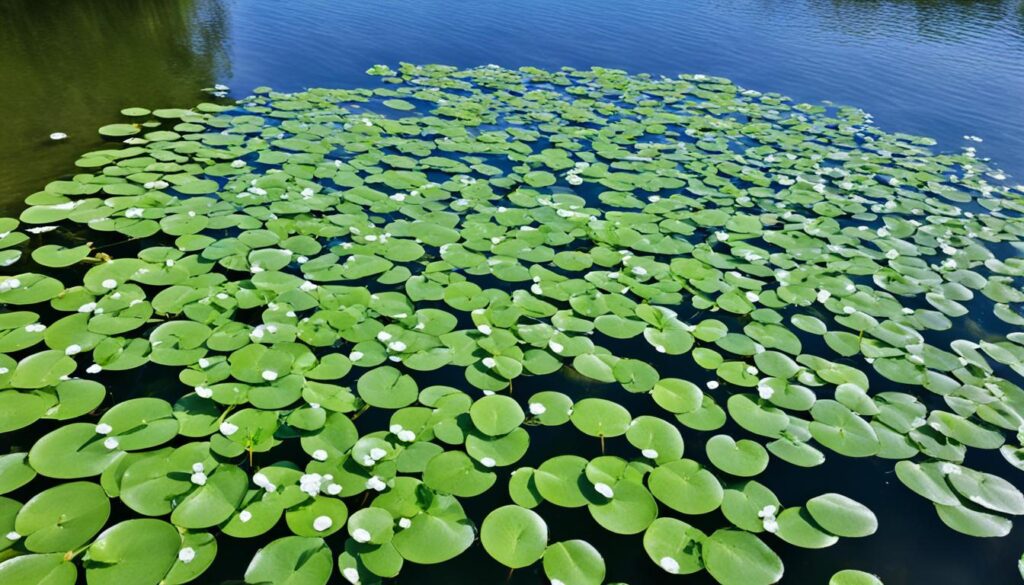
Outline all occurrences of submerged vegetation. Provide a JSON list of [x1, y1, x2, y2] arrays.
[[1, 63, 1024, 584]]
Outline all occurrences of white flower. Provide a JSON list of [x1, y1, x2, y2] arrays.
[[342, 567, 361, 584], [253, 473, 272, 489], [477, 324, 492, 336], [376, 331, 393, 342], [219, 422, 239, 436], [529, 403, 547, 415], [366, 476, 387, 492], [388, 340, 407, 352], [706, 380, 720, 390], [659, 557, 680, 574], [399, 517, 412, 529], [101, 279, 118, 289], [398, 430, 416, 442], [198, 358, 211, 369], [745, 291, 759, 303], [758, 384, 775, 400], [261, 370, 278, 381], [745, 365, 758, 375], [549, 341, 564, 354], [300, 280, 318, 292], [95, 423, 113, 435], [0, 278, 22, 291], [239, 510, 253, 523], [551, 580, 566, 585], [5, 531, 20, 541], [941, 463, 961, 475], [480, 457, 496, 468], [631, 266, 648, 276], [312, 449, 329, 461], [593, 482, 614, 498], [78, 302, 97, 313], [103, 437, 119, 450], [326, 483, 342, 495], [196, 386, 213, 399], [352, 528, 372, 543], [370, 448, 387, 461], [50, 132, 68, 141], [885, 249, 899, 260], [65, 344, 82, 356], [300, 473, 324, 497], [25, 323, 46, 333], [816, 289, 832, 303], [714, 231, 730, 242], [191, 471, 207, 486], [482, 357, 497, 369], [762, 516, 779, 533], [641, 449, 659, 459], [313, 515, 333, 532], [86, 364, 102, 374], [350, 351, 364, 361], [758, 504, 777, 518]]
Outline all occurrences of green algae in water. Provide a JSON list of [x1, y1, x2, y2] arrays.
[[1, 63, 1024, 584]]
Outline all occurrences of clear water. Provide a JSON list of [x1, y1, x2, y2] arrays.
[[2, 0, 1024, 583]]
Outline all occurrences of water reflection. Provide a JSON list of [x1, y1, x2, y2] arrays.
[[808, 0, 1023, 42], [0, 0, 229, 213]]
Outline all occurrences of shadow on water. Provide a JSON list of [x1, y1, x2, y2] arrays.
[[0, 0, 230, 214]]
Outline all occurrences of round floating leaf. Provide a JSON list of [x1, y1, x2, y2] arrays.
[[570, 398, 631, 438], [470, 395, 525, 437], [84, 519, 180, 585], [648, 459, 723, 515], [703, 529, 784, 585], [480, 505, 548, 568], [643, 517, 705, 575], [543, 540, 605, 585], [16, 481, 110, 552], [806, 493, 878, 538], [0, 554, 77, 585], [705, 435, 769, 477], [357, 366, 418, 409], [830, 570, 884, 585], [244, 536, 333, 585]]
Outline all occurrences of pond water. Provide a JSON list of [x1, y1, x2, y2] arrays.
[[2, 2, 1024, 585], [2, 0, 1023, 213]]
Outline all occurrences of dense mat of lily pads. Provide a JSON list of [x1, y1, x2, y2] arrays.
[[1, 63, 1024, 585]]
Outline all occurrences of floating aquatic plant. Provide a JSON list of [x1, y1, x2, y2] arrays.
[[1, 62, 1023, 584]]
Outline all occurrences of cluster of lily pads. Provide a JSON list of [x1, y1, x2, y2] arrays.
[[1, 62, 1024, 585]]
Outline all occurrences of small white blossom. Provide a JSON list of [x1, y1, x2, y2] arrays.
[[593, 482, 614, 498], [352, 528, 372, 543], [482, 357, 497, 369], [95, 423, 113, 435], [101, 279, 118, 289], [219, 422, 238, 436], [480, 457, 496, 468], [399, 517, 412, 529], [366, 476, 387, 492], [529, 403, 547, 415], [261, 370, 278, 381], [342, 567, 361, 584], [313, 516, 333, 532], [312, 449, 329, 461], [642, 448, 659, 459], [104, 437, 119, 450], [659, 557, 680, 574], [239, 510, 253, 523]]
